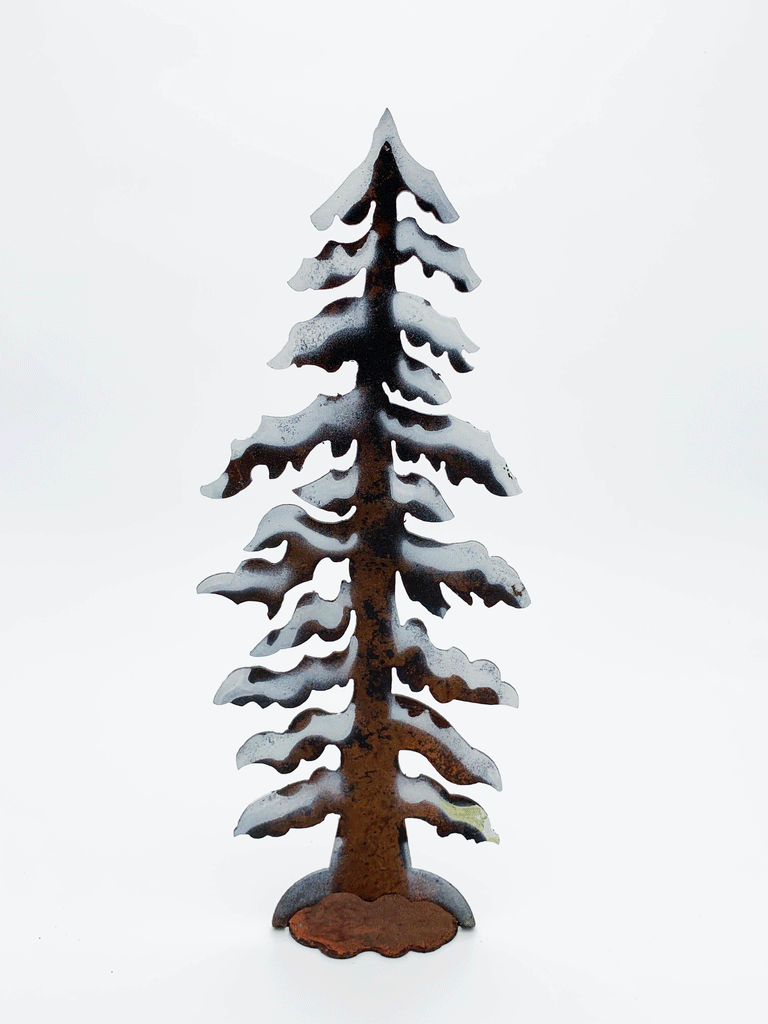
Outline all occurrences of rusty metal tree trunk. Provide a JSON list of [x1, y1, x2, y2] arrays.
[[333, 151, 407, 899]]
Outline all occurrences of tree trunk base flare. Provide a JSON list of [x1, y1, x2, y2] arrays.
[[288, 892, 458, 958]]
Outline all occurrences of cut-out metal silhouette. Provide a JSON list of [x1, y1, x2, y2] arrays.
[[198, 111, 529, 957]]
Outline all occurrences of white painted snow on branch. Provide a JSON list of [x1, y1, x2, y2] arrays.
[[214, 638, 358, 708], [251, 583, 353, 656], [234, 767, 344, 838], [386, 351, 451, 406], [228, 392, 359, 458], [391, 697, 501, 790], [269, 297, 369, 370], [288, 232, 378, 292], [394, 618, 518, 707], [380, 405, 522, 497], [397, 773, 499, 844], [311, 109, 458, 230], [201, 391, 363, 499], [198, 507, 354, 617], [401, 533, 530, 609], [294, 464, 359, 514], [395, 218, 480, 292], [244, 504, 356, 557], [388, 467, 453, 523], [392, 292, 478, 373], [196, 563, 305, 612], [236, 704, 355, 769]]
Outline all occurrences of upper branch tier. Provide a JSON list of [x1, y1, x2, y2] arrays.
[[310, 109, 459, 230], [288, 221, 479, 295], [268, 291, 478, 380]]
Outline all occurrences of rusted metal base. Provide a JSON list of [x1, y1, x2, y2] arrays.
[[287, 892, 458, 958]]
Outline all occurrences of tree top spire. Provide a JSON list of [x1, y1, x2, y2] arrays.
[[310, 110, 459, 231]]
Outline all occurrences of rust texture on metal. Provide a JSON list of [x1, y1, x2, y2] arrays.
[[198, 110, 529, 956], [289, 892, 458, 958]]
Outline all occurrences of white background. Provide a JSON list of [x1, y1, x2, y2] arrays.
[[1, 2, 765, 1021]]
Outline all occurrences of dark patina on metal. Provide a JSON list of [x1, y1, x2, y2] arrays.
[[198, 111, 529, 956]]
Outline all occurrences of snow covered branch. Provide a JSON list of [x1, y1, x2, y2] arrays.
[[397, 773, 499, 844], [288, 232, 378, 292], [399, 533, 529, 616], [234, 767, 344, 839], [393, 617, 518, 707], [213, 639, 358, 709], [392, 695, 501, 789], [197, 507, 354, 619], [392, 292, 477, 373], [384, 351, 452, 406], [293, 464, 359, 515], [250, 583, 352, 656], [310, 109, 458, 230], [201, 391, 363, 499], [388, 467, 454, 523], [236, 705, 355, 773], [381, 402, 522, 496], [268, 297, 370, 372], [395, 218, 480, 293]]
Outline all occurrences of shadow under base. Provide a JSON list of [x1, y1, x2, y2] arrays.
[[288, 892, 458, 958]]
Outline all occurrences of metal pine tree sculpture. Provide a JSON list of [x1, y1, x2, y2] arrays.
[[198, 111, 529, 957]]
